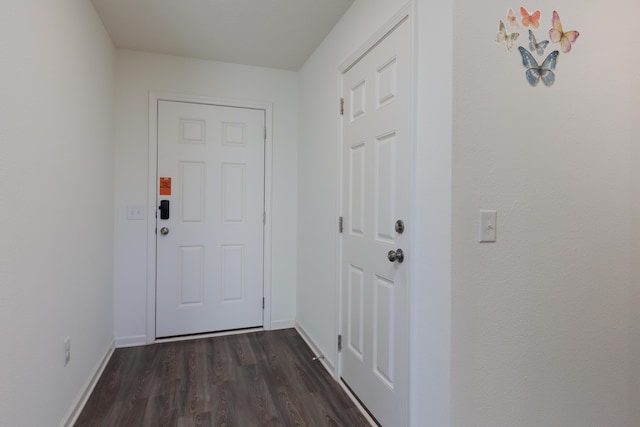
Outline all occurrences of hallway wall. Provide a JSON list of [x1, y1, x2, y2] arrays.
[[113, 50, 299, 344], [632, 61, 640, 427], [452, 1, 638, 425], [0, 1, 115, 425], [298, 0, 637, 425]]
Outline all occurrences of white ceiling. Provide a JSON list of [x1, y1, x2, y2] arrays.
[[91, 0, 354, 71]]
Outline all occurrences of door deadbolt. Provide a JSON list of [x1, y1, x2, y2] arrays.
[[159, 200, 170, 220], [395, 220, 405, 234]]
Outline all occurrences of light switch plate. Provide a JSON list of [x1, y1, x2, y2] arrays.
[[479, 210, 497, 242], [127, 205, 145, 220]]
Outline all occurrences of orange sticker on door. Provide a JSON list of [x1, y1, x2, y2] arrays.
[[159, 177, 172, 195]]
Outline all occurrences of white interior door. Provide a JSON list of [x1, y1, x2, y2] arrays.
[[340, 17, 411, 427], [156, 100, 265, 338]]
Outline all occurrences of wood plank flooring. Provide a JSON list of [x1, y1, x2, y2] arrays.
[[75, 329, 371, 427]]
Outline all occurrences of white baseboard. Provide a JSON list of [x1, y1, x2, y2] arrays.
[[294, 322, 375, 425], [269, 319, 295, 330], [295, 322, 335, 375], [60, 339, 115, 427], [115, 334, 147, 348]]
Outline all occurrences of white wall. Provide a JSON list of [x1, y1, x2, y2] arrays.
[[297, 1, 452, 425], [452, 1, 637, 425], [631, 56, 640, 427], [0, 1, 115, 426], [113, 51, 299, 344], [412, 0, 453, 425]]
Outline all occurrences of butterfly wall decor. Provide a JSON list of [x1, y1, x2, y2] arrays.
[[528, 30, 549, 56], [549, 10, 580, 53], [495, 7, 580, 88], [518, 47, 559, 87], [520, 7, 540, 29], [507, 9, 520, 27], [497, 20, 520, 52]]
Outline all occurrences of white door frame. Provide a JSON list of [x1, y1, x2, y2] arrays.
[[336, 3, 415, 424], [146, 92, 273, 344]]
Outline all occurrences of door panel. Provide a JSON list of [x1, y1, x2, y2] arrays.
[[179, 161, 205, 222], [178, 246, 204, 305], [341, 17, 410, 427], [348, 264, 365, 358], [156, 100, 265, 338]]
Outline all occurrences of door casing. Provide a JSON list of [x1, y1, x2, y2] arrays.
[[147, 92, 274, 344]]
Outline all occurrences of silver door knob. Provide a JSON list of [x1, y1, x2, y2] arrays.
[[160, 227, 170, 235], [387, 248, 404, 263]]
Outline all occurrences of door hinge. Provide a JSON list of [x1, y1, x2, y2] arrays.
[[264, 127, 267, 140], [338, 334, 342, 352], [340, 98, 344, 116], [339, 216, 343, 233], [262, 297, 265, 309], [263, 212, 266, 225]]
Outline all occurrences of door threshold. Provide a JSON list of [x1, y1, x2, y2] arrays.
[[155, 326, 264, 344]]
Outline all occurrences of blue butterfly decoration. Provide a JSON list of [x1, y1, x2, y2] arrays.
[[518, 46, 559, 87], [528, 30, 549, 56]]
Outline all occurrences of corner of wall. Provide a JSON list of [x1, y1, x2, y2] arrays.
[[295, 322, 336, 376], [59, 340, 115, 427]]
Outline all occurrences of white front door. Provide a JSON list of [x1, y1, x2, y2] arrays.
[[340, 17, 411, 427], [156, 100, 265, 338]]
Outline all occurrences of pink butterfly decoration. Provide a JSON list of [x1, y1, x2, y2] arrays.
[[549, 10, 579, 53]]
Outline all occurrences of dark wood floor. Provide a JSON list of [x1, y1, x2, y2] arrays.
[[75, 329, 371, 427]]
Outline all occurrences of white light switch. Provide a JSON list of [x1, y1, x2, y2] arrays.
[[127, 205, 145, 220], [479, 210, 497, 242]]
